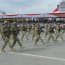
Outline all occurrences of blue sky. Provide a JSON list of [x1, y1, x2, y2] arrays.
[[0, 0, 62, 14]]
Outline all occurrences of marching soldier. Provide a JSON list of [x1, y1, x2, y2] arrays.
[[34, 23, 45, 46], [44, 23, 49, 38], [27, 24, 32, 38], [47, 24, 55, 43], [11, 22, 23, 49], [21, 24, 28, 40], [55, 23, 64, 41], [31, 23, 35, 40], [60, 23, 65, 35], [1, 21, 14, 52]]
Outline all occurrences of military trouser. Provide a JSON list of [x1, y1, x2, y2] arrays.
[[45, 31, 48, 38], [35, 34, 45, 46], [47, 33, 55, 43], [11, 36, 22, 48], [1, 35, 13, 51], [31, 31, 35, 40], [62, 30, 65, 35], [32, 33, 35, 40], [27, 29, 31, 37], [21, 31, 28, 40], [56, 31, 64, 41]]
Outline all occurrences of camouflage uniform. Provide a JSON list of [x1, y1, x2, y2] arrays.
[[21, 25, 28, 40], [45, 23, 49, 38], [55, 23, 64, 41], [47, 24, 55, 43], [11, 22, 22, 49], [34, 23, 45, 46], [31, 23, 35, 40], [61, 24, 65, 35], [1, 21, 13, 52], [27, 24, 32, 37]]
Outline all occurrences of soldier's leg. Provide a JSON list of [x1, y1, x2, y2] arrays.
[[40, 36, 43, 42], [55, 31, 57, 39], [47, 34, 51, 43], [25, 31, 28, 40], [62, 30, 64, 35], [16, 37, 23, 48], [1, 42, 7, 52], [22, 34, 24, 39], [51, 34, 55, 42], [6, 37, 16, 51], [28, 30, 31, 37], [11, 38, 16, 48], [45, 31, 48, 38], [61, 30, 65, 35], [1, 37, 8, 52], [39, 35, 46, 44], [59, 33, 64, 41], [56, 34, 59, 40], [32, 34, 35, 40], [7, 38, 11, 47], [21, 32, 24, 39], [2, 35, 5, 40], [35, 35, 39, 46], [31, 31, 35, 40]]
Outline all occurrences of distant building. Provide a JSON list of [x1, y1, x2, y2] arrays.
[[58, 0, 65, 12]]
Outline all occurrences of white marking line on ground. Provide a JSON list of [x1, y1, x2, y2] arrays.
[[5, 52, 65, 61]]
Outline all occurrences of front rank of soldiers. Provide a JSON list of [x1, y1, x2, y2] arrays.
[[1, 21, 15, 52], [0, 21, 65, 52], [1, 21, 23, 52]]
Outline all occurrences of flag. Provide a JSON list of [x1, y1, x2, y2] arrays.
[[53, 8, 59, 13]]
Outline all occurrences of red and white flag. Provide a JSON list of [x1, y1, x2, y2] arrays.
[[53, 8, 59, 13]]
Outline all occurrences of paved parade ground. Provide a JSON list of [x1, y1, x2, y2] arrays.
[[0, 0, 65, 64], [0, 33, 65, 65]]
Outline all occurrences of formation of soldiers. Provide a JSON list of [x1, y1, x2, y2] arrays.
[[0, 20, 65, 52]]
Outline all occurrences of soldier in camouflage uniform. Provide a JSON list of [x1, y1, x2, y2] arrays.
[[55, 23, 64, 41], [60, 23, 65, 35], [27, 24, 32, 38], [21, 24, 28, 40], [11, 22, 23, 49], [44, 23, 49, 38], [34, 23, 45, 46], [31, 23, 36, 40], [1, 21, 14, 52], [47, 24, 55, 43]]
